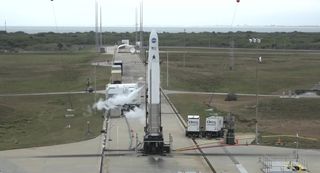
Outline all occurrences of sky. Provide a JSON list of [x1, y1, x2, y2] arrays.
[[0, 0, 319, 27]]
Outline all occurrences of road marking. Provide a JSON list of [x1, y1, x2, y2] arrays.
[[236, 164, 249, 173]]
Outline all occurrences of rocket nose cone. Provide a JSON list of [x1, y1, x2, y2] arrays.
[[150, 30, 158, 44], [150, 30, 157, 37]]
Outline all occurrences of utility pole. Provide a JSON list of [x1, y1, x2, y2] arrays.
[[249, 37, 261, 144], [296, 133, 299, 161], [94, 64, 97, 114], [139, 1, 144, 59], [99, 3, 103, 50], [167, 51, 169, 87], [4, 20, 7, 32], [135, 7, 138, 48], [183, 29, 186, 67], [95, 0, 99, 52], [255, 58, 259, 144], [229, 40, 235, 71]]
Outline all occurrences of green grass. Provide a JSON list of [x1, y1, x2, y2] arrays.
[[160, 48, 320, 94], [0, 52, 112, 94], [0, 94, 104, 150], [0, 52, 111, 150]]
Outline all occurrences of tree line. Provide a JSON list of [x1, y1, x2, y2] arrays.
[[0, 30, 320, 51]]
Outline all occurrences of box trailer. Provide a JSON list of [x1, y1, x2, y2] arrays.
[[111, 65, 122, 75], [111, 70, 122, 84], [113, 60, 123, 74]]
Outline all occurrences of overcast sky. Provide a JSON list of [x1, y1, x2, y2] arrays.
[[0, 0, 319, 27]]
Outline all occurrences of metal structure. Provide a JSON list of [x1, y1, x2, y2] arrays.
[[139, 1, 144, 59], [143, 31, 170, 155], [260, 155, 309, 173], [225, 113, 235, 145]]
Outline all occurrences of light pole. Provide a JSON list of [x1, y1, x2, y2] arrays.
[[94, 64, 97, 115], [167, 51, 169, 87], [87, 121, 91, 135], [249, 37, 261, 144], [183, 29, 186, 67], [295, 133, 299, 161]]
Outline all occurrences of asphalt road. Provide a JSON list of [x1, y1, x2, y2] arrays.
[[164, 90, 281, 97]]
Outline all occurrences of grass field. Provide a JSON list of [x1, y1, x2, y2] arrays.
[[0, 51, 111, 150], [160, 48, 320, 94], [0, 52, 111, 94], [0, 94, 104, 150]]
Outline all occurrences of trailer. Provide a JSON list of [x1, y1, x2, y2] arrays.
[[113, 60, 123, 73], [205, 116, 224, 138], [111, 70, 122, 84], [111, 65, 122, 75], [186, 115, 200, 138]]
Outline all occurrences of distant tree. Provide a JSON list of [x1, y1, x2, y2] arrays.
[[57, 43, 63, 50], [225, 93, 238, 101]]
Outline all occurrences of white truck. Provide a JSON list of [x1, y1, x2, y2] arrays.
[[205, 116, 224, 138], [186, 115, 200, 137]]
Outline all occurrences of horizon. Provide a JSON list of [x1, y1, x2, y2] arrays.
[[3, 25, 320, 28]]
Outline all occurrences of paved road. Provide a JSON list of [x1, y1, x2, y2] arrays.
[[164, 90, 281, 97], [159, 46, 320, 55], [164, 90, 320, 99], [0, 136, 103, 173]]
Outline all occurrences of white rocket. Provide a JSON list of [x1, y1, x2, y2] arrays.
[[143, 31, 171, 155], [146, 30, 161, 135]]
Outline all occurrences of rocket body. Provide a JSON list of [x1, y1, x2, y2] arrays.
[[146, 30, 161, 135]]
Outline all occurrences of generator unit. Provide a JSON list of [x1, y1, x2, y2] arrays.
[[185, 115, 200, 138], [205, 116, 224, 138]]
